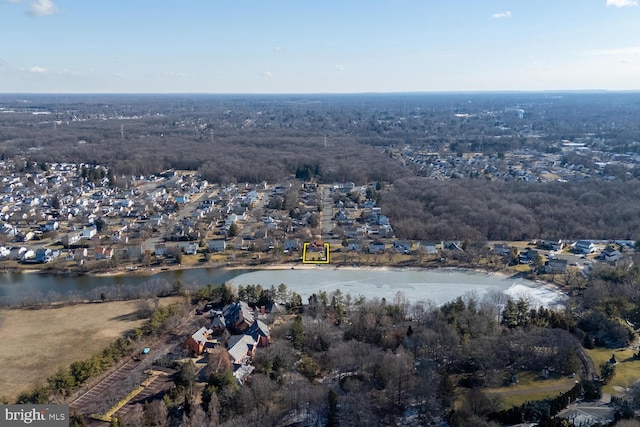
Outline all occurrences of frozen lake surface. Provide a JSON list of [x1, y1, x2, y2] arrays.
[[230, 267, 568, 308]]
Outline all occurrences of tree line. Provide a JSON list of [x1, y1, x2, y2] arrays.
[[381, 177, 640, 241]]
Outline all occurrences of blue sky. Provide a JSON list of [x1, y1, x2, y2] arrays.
[[1, 0, 639, 93]]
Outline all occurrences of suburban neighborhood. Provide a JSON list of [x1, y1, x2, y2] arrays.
[[0, 159, 634, 279]]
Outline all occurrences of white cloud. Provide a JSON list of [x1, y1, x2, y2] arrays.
[[621, 58, 634, 63], [606, 0, 638, 7], [163, 72, 189, 77], [274, 46, 283, 53], [335, 64, 344, 72], [262, 71, 273, 78], [28, 0, 58, 16], [491, 11, 512, 19], [29, 66, 47, 73], [113, 72, 124, 77]]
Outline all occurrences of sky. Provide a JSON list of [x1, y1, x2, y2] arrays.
[[1, 0, 639, 93]]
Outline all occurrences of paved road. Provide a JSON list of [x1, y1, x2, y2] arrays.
[[320, 185, 333, 241], [69, 315, 197, 419], [141, 190, 208, 252]]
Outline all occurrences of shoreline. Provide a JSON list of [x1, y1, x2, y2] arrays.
[[1, 259, 527, 280]]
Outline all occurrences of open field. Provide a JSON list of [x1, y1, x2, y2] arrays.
[[587, 347, 640, 395], [487, 371, 577, 408], [0, 297, 182, 401]]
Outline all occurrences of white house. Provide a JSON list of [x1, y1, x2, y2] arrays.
[[573, 240, 595, 254], [82, 225, 97, 239]]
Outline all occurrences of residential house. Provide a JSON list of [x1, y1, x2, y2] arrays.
[[223, 301, 254, 334], [72, 248, 88, 262], [42, 220, 59, 232], [261, 237, 276, 252], [393, 240, 411, 254], [122, 245, 144, 260], [519, 248, 539, 264], [32, 248, 53, 263], [539, 240, 564, 251], [93, 247, 114, 260], [206, 311, 227, 335], [347, 240, 363, 252], [9, 246, 27, 261], [417, 241, 439, 255], [61, 231, 82, 248], [227, 334, 257, 365], [545, 258, 568, 274], [183, 327, 217, 356], [174, 194, 190, 204], [81, 225, 97, 239], [154, 243, 167, 257], [208, 239, 226, 253], [178, 241, 199, 255], [283, 239, 300, 252], [573, 240, 596, 254], [493, 243, 513, 257], [368, 240, 386, 254], [245, 319, 271, 348], [442, 241, 464, 252], [601, 246, 622, 263]]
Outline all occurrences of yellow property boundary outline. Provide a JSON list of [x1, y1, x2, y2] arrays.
[[302, 242, 330, 264]]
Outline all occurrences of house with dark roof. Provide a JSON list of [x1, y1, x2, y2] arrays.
[[493, 243, 513, 257], [223, 301, 254, 334], [368, 240, 386, 254], [245, 319, 271, 347], [600, 246, 622, 263], [393, 240, 411, 254], [545, 258, 568, 274]]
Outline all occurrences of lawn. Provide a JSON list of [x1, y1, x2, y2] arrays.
[[486, 371, 576, 408], [587, 347, 640, 395], [0, 296, 182, 402]]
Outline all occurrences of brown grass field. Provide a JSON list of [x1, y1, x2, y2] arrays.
[[0, 297, 181, 402]]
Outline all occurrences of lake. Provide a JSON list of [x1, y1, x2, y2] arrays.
[[229, 267, 567, 308], [0, 266, 566, 308]]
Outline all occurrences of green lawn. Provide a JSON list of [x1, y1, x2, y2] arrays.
[[587, 347, 640, 395], [486, 371, 576, 408]]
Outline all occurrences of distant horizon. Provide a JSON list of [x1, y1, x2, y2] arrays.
[[3, 89, 640, 97]]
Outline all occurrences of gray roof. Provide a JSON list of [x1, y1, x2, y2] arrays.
[[191, 327, 213, 344], [227, 334, 256, 364]]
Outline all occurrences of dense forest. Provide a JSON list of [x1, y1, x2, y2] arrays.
[[381, 178, 640, 241]]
